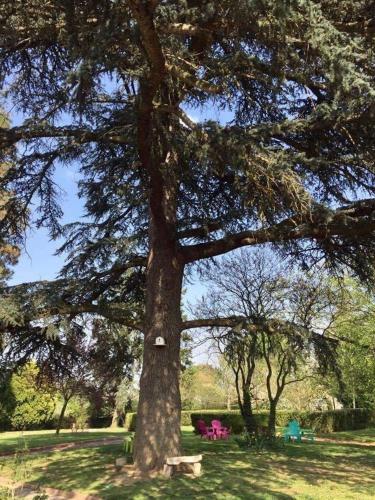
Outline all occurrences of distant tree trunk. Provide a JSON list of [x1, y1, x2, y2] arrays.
[[241, 386, 258, 435], [267, 399, 278, 437], [111, 407, 119, 428], [227, 391, 231, 411], [133, 238, 184, 471], [56, 397, 69, 435]]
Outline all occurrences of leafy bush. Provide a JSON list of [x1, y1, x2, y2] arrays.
[[89, 416, 113, 428], [235, 430, 285, 452]]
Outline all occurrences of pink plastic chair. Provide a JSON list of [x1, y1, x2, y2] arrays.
[[211, 419, 230, 439], [196, 419, 215, 439]]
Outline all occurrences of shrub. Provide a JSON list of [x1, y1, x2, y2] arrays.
[[89, 416, 113, 428], [124, 412, 137, 432], [124, 408, 375, 435], [235, 430, 285, 452]]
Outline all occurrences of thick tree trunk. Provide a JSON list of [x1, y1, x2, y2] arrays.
[[56, 398, 69, 435], [133, 246, 184, 471]]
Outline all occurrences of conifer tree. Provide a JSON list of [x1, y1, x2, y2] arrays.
[[0, 1, 375, 470]]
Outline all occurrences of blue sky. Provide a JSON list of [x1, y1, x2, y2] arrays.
[[9, 164, 84, 284]]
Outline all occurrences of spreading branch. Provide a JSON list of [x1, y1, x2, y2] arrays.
[[182, 316, 372, 350], [182, 199, 375, 262], [0, 125, 130, 147]]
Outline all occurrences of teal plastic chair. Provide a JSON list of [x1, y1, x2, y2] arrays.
[[283, 419, 302, 443]]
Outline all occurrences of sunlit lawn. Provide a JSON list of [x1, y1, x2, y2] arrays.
[[0, 427, 126, 454], [0, 428, 374, 499], [320, 427, 375, 442]]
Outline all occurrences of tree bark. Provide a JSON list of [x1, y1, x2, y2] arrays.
[[267, 400, 278, 437], [56, 398, 69, 435], [242, 387, 257, 435], [133, 243, 184, 471], [111, 407, 119, 428]]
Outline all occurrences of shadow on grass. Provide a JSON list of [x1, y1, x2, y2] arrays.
[[0, 430, 128, 454], [11, 430, 375, 499]]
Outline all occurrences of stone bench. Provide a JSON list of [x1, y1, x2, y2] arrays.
[[163, 454, 202, 478]]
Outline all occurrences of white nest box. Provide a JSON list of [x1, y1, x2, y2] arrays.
[[154, 336, 166, 347]]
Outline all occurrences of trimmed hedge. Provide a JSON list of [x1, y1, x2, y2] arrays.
[[124, 410, 220, 432], [124, 412, 137, 432], [191, 411, 252, 434], [275, 408, 375, 433], [195, 409, 375, 434], [124, 408, 375, 434]]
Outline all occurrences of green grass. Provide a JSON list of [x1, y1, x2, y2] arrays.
[[0, 428, 374, 499], [320, 428, 375, 442], [0, 427, 126, 454]]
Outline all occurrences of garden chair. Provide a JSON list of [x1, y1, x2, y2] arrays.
[[196, 419, 215, 439], [211, 419, 230, 439], [283, 419, 302, 443]]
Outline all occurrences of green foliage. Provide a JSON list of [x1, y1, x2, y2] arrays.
[[66, 396, 90, 429], [123, 434, 134, 464], [275, 408, 375, 433], [1, 1, 375, 466], [9, 363, 55, 430], [0, 374, 15, 431], [189, 408, 375, 434], [124, 409, 245, 432], [235, 430, 285, 453], [180, 364, 228, 410], [124, 412, 137, 432], [330, 280, 375, 409], [1, 0, 375, 333], [191, 412, 252, 434]]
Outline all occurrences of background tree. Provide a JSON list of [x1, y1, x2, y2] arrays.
[[0, 315, 141, 434], [195, 249, 342, 435], [328, 281, 375, 409], [112, 378, 139, 428], [9, 362, 55, 430], [87, 320, 142, 427], [1, 1, 375, 470], [216, 356, 238, 411], [0, 372, 15, 431], [180, 364, 227, 410], [38, 321, 91, 435]]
